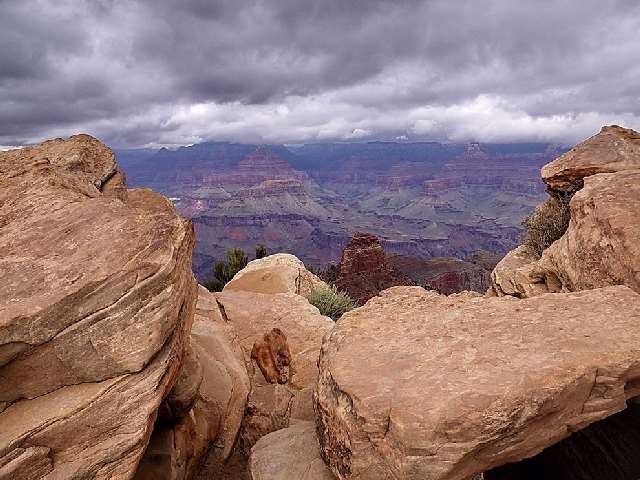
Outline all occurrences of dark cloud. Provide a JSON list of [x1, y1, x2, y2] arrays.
[[0, 0, 639, 147]]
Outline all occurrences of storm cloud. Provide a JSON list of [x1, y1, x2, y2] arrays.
[[1, 0, 639, 147]]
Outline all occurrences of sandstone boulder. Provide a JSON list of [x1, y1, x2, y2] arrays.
[[0, 135, 197, 479], [249, 421, 334, 480], [315, 286, 640, 480], [224, 253, 326, 296], [215, 290, 334, 452], [489, 246, 551, 298], [542, 125, 640, 194], [538, 170, 640, 294], [135, 286, 251, 480]]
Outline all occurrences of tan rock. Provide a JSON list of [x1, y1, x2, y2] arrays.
[[315, 286, 640, 480], [542, 125, 640, 193], [489, 246, 553, 298], [0, 135, 197, 479], [224, 253, 326, 296], [215, 290, 334, 452], [249, 421, 334, 480], [538, 170, 640, 294], [136, 286, 251, 480]]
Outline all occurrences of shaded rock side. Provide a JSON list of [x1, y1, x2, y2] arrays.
[[538, 170, 640, 294], [542, 125, 640, 194], [335, 233, 414, 304], [249, 421, 334, 480], [314, 286, 640, 480], [214, 290, 334, 453], [0, 135, 197, 479], [135, 286, 251, 480], [224, 253, 327, 296]]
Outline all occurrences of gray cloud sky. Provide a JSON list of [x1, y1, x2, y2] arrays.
[[1, 0, 639, 147]]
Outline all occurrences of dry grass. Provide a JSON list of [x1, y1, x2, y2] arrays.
[[522, 195, 571, 257]]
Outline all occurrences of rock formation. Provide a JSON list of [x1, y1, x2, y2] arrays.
[[134, 286, 250, 480], [224, 253, 327, 296], [251, 328, 293, 385], [388, 252, 500, 295], [314, 286, 640, 480], [0, 135, 197, 478], [491, 125, 640, 297], [214, 289, 334, 454], [335, 233, 413, 304], [249, 421, 334, 480]]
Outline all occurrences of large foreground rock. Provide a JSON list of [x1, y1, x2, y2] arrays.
[[249, 421, 334, 480], [135, 286, 250, 480], [224, 253, 326, 296], [215, 290, 334, 452], [315, 286, 640, 480], [0, 135, 197, 479], [542, 125, 640, 193]]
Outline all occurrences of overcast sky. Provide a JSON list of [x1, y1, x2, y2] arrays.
[[1, 0, 640, 148]]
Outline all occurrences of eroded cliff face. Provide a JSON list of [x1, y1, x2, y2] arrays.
[[0, 135, 198, 479], [334, 233, 414, 304]]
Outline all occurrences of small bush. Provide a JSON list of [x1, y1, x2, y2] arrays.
[[522, 195, 571, 257], [204, 248, 249, 292], [255, 244, 268, 259], [306, 285, 357, 321]]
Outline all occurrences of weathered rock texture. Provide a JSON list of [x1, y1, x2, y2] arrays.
[[314, 286, 640, 480], [214, 289, 334, 453], [335, 233, 413, 304], [224, 253, 327, 296], [537, 170, 640, 293], [542, 125, 640, 194], [0, 135, 197, 479], [251, 328, 293, 385], [135, 286, 250, 480], [491, 125, 640, 297], [249, 421, 334, 480]]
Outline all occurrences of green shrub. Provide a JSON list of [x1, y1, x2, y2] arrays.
[[522, 195, 571, 258], [306, 285, 357, 321], [204, 248, 249, 292], [255, 244, 268, 259]]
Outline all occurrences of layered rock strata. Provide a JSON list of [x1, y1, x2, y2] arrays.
[[335, 233, 413, 304], [0, 135, 197, 479]]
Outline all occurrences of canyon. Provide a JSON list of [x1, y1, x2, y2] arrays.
[[117, 140, 564, 283], [2, 125, 640, 480]]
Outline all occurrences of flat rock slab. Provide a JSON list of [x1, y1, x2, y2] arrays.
[[315, 286, 640, 480], [249, 421, 334, 480]]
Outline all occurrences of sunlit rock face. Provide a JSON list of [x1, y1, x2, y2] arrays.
[[314, 286, 640, 480], [0, 135, 197, 479]]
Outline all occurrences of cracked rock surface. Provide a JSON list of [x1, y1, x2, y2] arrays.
[[0, 135, 197, 479], [314, 286, 640, 480]]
